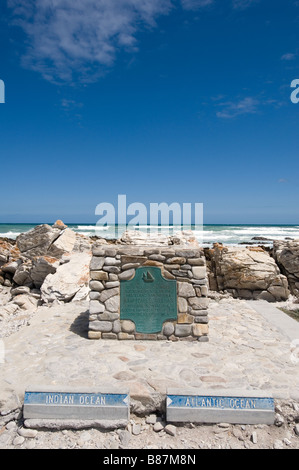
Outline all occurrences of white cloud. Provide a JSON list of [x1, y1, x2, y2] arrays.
[[216, 97, 260, 118], [8, 0, 259, 85], [8, 0, 173, 83], [181, 0, 214, 10], [281, 53, 296, 61], [232, 0, 258, 9]]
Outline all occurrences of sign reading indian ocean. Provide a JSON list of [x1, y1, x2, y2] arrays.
[[23, 387, 129, 421], [120, 266, 177, 334], [166, 390, 275, 425]]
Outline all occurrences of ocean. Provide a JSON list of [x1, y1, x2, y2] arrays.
[[1, 223, 299, 247]]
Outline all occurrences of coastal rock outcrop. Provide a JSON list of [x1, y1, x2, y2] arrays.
[[0, 221, 92, 310], [41, 252, 91, 303], [206, 244, 290, 301], [273, 240, 299, 298]]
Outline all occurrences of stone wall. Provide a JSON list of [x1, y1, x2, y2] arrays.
[[88, 243, 209, 341]]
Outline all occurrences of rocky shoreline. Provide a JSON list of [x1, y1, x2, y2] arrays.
[[0, 221, 298, 326]]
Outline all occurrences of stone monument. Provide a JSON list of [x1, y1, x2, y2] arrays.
[[88, 231, 209, 341]]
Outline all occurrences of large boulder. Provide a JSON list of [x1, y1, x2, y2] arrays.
[[273, 240, 299, 298], [16, 224, 61, 258], [206, 244, 289, 301], [41, 252, 92, 303]]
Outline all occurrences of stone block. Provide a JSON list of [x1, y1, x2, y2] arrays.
[[90, 271, 109, 281], [166, 389, 275, 425]]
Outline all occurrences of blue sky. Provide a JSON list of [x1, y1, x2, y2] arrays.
[[0, 0, 298, 224]]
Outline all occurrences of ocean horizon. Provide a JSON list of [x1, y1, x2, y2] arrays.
[[1, 223, 299, 247]]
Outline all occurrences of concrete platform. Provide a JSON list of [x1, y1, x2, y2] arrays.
[[1, 297, 299, 418]]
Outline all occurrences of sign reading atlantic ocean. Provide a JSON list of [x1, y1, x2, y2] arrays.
[[120, 267, 177, 334]]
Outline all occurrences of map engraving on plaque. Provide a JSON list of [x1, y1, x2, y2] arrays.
[[120, 267, 177, 334]]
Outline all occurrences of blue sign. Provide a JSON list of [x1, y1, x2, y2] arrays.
[[167, 395, 274, 411], [24, 391, 129, 407]]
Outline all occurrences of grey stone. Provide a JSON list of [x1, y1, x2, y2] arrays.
[[89, 280, 104, 292], [104, 248, 117, 257], [175, 250, 201, 258], [11, 286, 31, 297], [89, 291, 101, 300], [194, 316, 209, 324], [92, 246, 106, 256], [119, 430, 131, 446], [105, 281, 120, 288], [145, 414, 157, 425], [98, 312, 119, 321], [102, 333, 117, 340], [89, 301, 105, 315], [178, 297, 188, 313], [177, 282, 195, 298], [148, 254, 166, 262], [187, 258, 205, 266], [103, 266, 121, 274], [121, 320, 135, 334], [172, 270, 188, 277], [118, 269, 135, 281], [13, 435, 25, 446], [112, 320, 122, 334], [90, 257, 105, 270], [132, 423, 141, 435], [100, 287, 119, 303], [163, 322, 175, 337], [90, 271, 109, 281], [18, 427, 38, 438], [181, 264, 192, 270], [165, 424, 176, 436], [192, 266, 206, 280], [105, 296, 120, 313], [153, 422, 164, 432], [188, 297, 209, 310], [104, 257, 121, 266], [174, 324, 192, 337], [121, 263, 140, 270], [89, 321, 113, 332]]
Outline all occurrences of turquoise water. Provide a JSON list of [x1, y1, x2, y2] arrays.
[[1, 223, 299, 246]]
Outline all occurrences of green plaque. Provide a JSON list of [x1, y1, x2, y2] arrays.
[[120, 267, 177, 334]]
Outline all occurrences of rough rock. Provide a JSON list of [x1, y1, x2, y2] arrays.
[[206, 244, 289, 301], [16, 224, 61, 258], [30, 256, 59, 289], [273, 240, 299, 298], [13, 262, 33, 287], [47, 228, 76, 258], [41, 252, 91, 303]]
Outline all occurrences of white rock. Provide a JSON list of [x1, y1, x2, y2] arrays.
[[41, 252, 91, 303], [164, 424, 176, 436], [13, 436, 25, 446], [18, 427, 38, 438]]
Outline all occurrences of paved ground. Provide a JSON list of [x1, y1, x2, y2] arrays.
[[1, 296, 299, 449], [1, 297, 299, 413]]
